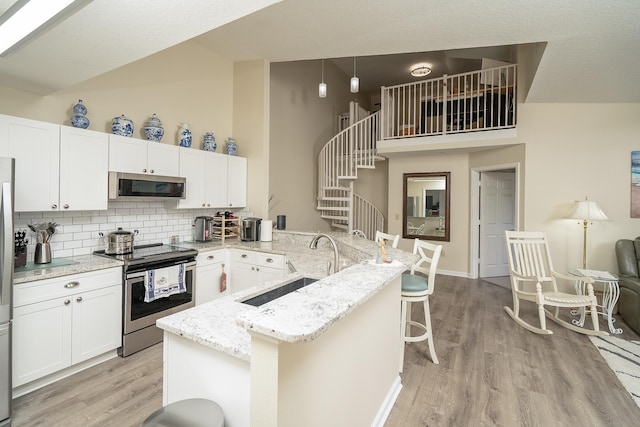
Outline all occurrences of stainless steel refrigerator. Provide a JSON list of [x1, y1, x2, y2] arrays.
[[0, 157, 14, 426]]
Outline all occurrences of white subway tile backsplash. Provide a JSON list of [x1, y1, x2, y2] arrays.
[[15, 201, 233, 261]]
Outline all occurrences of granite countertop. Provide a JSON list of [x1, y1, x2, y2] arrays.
[[13, 255, 124, 285], [157, 231, 417, 362]]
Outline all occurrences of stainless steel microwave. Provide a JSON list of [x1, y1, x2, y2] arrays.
[[108, 172, 186, 201]]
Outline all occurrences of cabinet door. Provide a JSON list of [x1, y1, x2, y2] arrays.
[[204, 152, 227, 208], [257, 266, 285, 284], [72, 285, 122, 363], [59, 126, 109, 211], [0, 115, 60, 212], [227, 156, 247, 208], [177, 147, 205, 208], [108, 134, 148, 174], [13, 298, 72, 387], [196, 250, 228, 304], [230, 262, 258, 294], [147, 142, 179, 176]]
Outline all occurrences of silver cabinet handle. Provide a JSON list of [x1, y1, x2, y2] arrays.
[[64, 281, 79, 288], [207, 255, 214, 260], [266, 258, 274, 263], [251, 266, 255, 271], [256, 267, 260, 271], [51, 204, 57, 209], [241, 254, 248, 258], [63, 204, 69, 209], [64, 299, 70, 305], [150, 169, 154, 174], [202, 203, 206, 207], [76, 296, 82, 302]]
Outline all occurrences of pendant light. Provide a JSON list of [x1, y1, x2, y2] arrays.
[[318, 59, 327, 98], [350, 57, 359, 93]]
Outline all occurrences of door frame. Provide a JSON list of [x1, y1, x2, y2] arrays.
[[469, 162, 520, 279]]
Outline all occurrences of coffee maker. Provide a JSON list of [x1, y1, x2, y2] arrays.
[[193, 216, 214, 241], [240, 217, 261, 241]]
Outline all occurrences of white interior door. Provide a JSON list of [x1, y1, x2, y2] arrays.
[[479, 171, 516, 277]]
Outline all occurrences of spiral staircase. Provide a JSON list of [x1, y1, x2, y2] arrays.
[[316, 111, 385, 239]]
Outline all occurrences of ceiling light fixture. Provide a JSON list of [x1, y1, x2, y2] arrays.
[[0, 0, 91, 57], [318, 59, 327, 98], [350, 57, 359, 93], [410, 65, 432, 77]]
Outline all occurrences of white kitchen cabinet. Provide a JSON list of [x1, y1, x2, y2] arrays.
[[177, 148, 246, 209], [109, 134, 179, 176], [195, 249, 229, 304], [59, 126, 109, 211], [227, 155, 247, 208], [0, 114, 60, 212], [12, 267, 122, 388], [230, 249, 285, 293]]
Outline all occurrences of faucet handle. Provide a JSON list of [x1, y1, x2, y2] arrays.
[[327, 260, 332, 276]]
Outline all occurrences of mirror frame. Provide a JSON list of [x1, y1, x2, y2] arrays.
[[402, 172, 451, 242]]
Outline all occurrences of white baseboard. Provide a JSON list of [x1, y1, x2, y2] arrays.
[[371, 375, 402, 427]]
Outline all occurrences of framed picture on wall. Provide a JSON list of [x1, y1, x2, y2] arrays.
[[631, 151, 640, 218]]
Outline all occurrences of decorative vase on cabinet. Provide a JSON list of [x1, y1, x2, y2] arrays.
[[203, 132, 217, 151], [143, 113, 164, 142], [70, 99, 90, 129], [225, 137, 237, 156], [179, 123, 192, 147], [112, 114, 134, 137]]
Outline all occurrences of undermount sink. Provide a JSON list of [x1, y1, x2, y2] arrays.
[[240, 277, 318, 307]]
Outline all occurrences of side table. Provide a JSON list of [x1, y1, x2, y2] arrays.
[[570, 269, 622, 335]]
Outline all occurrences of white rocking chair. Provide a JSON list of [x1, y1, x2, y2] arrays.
[[504, 231, 607, 336]]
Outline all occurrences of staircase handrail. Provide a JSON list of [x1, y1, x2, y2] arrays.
[[352, 193, 384, 239]]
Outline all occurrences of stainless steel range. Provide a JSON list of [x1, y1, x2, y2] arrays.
[[94, 243, 197, 357]]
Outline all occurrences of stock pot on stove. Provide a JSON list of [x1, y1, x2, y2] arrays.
[[99, 227, 139, 255]]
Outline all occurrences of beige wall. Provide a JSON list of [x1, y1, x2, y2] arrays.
[[0, 40, 234, 145], [269, 60, 369, 232]]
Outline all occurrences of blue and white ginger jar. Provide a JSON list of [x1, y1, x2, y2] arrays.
[[70, 99, 90, 129], [203, 132, 216, 152], [178, 123, 192, 147], [143, 113, 164, 142], [225, 137, 237, 156], [112, 114, 134, 137]]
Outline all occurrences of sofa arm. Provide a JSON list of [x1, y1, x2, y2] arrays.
[[615, 239, 639, 278]]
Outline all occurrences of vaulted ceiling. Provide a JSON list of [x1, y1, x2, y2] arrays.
[[0, 0, 638, 103]]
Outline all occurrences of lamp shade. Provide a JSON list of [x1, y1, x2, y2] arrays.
[[565, 200, 609, 221], [318, 82, 327, 98]]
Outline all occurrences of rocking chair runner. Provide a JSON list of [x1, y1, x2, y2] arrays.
[[504, 231, 608, 336]]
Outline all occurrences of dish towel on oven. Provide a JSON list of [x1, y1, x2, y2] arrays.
[[144, 263, 186, 302]]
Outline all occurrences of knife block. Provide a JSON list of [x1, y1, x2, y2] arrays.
[[34, 243, 51, 264]]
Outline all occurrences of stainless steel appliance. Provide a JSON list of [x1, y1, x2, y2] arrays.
[[99, 227, 139, 255], [94, 243, 197, 357], [108, 171, 186, 201], [0, 157, 14, 426], [240, 217, 261, 242], [193, 216, 214, 242]]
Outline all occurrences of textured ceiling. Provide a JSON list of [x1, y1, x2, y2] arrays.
[[0, 0, 639, 102]]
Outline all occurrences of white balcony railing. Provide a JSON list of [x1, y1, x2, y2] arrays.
[[380, 64, 517, 140]]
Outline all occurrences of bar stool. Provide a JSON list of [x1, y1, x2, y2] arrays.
[[375, 230, 400, 248], [400, 239, 442, 372], [142, 398, 224, 427]]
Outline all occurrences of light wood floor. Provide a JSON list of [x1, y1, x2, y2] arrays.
[[12, 276, 640, 426]]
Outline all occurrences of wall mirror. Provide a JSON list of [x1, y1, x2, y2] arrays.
[[403, 172, 450, 241]]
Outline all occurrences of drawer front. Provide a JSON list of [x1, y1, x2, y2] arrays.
[[14, 267, 122, 307], [196, 249, 225, 267], [256, 253, 284, 269], [232, 249, 256, 264]]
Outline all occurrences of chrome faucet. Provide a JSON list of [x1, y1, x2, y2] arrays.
[[309, 233, 340, 275]]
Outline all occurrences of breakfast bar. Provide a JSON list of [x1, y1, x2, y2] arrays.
[[157, 232, 416, 427]]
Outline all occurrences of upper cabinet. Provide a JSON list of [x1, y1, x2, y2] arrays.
[[108, 134, 179, 176], [176, 148, 247, 209], [0, 115, 60, 212], [60, 126, 109, 211]]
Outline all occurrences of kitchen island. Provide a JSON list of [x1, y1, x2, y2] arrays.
[[157, 231, 416, 427]]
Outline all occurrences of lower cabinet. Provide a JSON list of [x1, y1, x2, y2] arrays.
[[195, 249, 229, 305], [12, 267, 122, 388], [230, 249, 286, 293]]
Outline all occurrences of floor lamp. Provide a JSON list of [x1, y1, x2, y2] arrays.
[[565, 197, 609, 268]]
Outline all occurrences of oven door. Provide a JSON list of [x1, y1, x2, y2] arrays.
[[124, 260, 196, 335]]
